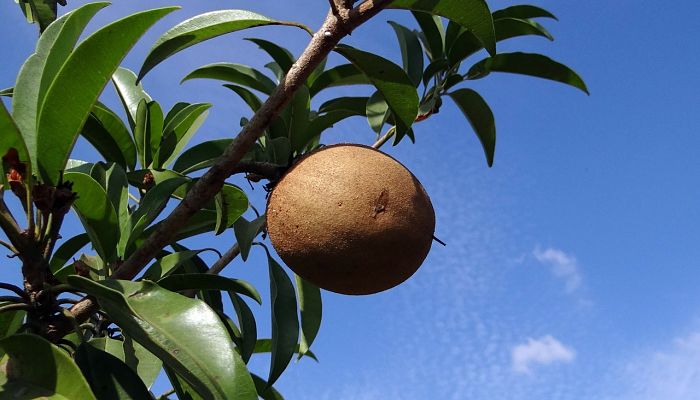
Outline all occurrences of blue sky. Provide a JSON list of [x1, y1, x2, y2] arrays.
[[2, 1, 700, 399]]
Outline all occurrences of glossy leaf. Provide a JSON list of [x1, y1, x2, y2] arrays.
[[495, 17, 554, 42], [12, 3, 107, 171], [295, 275, 322, 358], [138, 10, 306, 80], [262, 248, 299, 387], [133, 99, 150, 168], [0, 303, 24, 339], [253, 339, 318, 362], [390, 0, 496, 55], [182, 63, 277, 94], [82, 102, 137, 170], [288, 86, 311, 153], [88, 336, 162, 389], [0, 334, 97, 399], [492, 4, 558, 21], [335, 45, 419, 134], [225, 84, 262, 111], [449, 89, 496, 166], [68, 277, 258, 400], [467, 52, 589, 94], [103, 163, 130, 233], [173, 138, 231, 174], [230, 293, 258, 363], [49, 233, 90, 273], [155, 103, 211, 168], [252, 374, 284, 400], [164, 366, 205, 400], [75, 342, 152, 400], [233, 215, 266, 261], [388, 21, 424, 87], [37, 7, 176, 185], [447, 30, 483, 66], [142, 250, 211, 281], [308, 64, 370, 97], [65, 171, 120, 262], [112, 67, 153, 129], [147, 101, 164, 168], [246, 38, 295, 73], [366, 91, 390, 134], [158, 273, 262, 304], [118, 176, 189, 257], [411, 11, 445, 61], [318, 96, 369, 115]]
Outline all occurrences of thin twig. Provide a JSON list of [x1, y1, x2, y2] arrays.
[[0, 295, 27, 304], [0, 282, 28, 299], [0, 303, 30, 313], [372, 126, 396, 149], [0, 239, 18, 255]]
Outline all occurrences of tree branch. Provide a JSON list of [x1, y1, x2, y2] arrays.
[[66, 0, 394, 332]]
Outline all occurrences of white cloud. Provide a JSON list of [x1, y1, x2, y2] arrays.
[[533, 247, 582, 293], [607, 331, 700, 400], [511, 335, 576, 374]]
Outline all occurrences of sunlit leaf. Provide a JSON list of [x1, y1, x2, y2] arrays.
[[0, 99, 30, 188], [158, 273, 262, 305], [467, 52, 589, 94], [68, 277, 258, 400], [182, 63, 277, 94], [0, 334, 97, 399], [36, 7, 177, 185], [82, 102, 137, 170], [88, 336, 162, 389], [295, 275, 322, 358], [112, 67, 153, 129], [233, 215, 266, 261], [335, 45, 419, 134], [49, 233, 89, 273], [449, 89, 496, 166], [138, 10, 307, 81]]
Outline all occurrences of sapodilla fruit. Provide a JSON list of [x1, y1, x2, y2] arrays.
[[266, 144, 435, 295]]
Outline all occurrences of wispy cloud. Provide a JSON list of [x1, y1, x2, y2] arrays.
[[606, 331, 700, 400], [533, 247, 582, 293], [511, 335, 576, 374]]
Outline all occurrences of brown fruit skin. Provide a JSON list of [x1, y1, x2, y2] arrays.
[[266, 144, 435, 295]]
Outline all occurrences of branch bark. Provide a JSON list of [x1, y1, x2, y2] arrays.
[[66, 0, 394, 332]]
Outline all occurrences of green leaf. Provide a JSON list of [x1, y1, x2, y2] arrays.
[[246, 38, 295, 74], [112, 68, 153, 129], [296, 109, 360, 152], [449, 89, 496, 167], [233, 215, 266, 262], [318, 96, 369, 115], [253, 339, 318, 362], [388, 21, 425, 87], [224, 84, 262, 111], [138, 10, 307, 81], [155, 103, 212, 168], [49, 233, 90, 274], [0, 334, 97, 399], [0, 303, 25, 339], [467, 52, 589, 94], [88, 336, 162, 389], [118, 176, 189, 258], [215, 184, 249, 235], [36, 7, 178, 185], [147, 101, 164, 168], [172, 138, 231, 175], [295, 275, 322, 358], [492, 4, 558, 21], [82, 102, 137, 170], [262, 248, 299, 387], [252, 374, 284, 400], [75, 342, 152, 400], [183, 63, 277, 94], [495, 17, 554, 42], [366, 91, 390, 134], [308, 64, 370, 97], [142, 250, 212, 281], [12, 3, 108, 172], [288, 86, 311, 153], [27, 0, 58, 32], [103, 163, 130, 233], [411, 11, 445, 61], [164, 366, 205, 400], [68, 277, 258, 400], [335, 44, 419, 134], [65, 171, 120, 262], [133, 99, 150, 168], [422, 58, 449, 85], [0, 88, 12, 97], [0, 99, 30, 187], [390, 0, 496, 56], [446, 30, 483, 66], [230, 293, 257, 364], [158, 274, 262, 305]]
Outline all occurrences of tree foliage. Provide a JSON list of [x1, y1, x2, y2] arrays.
[[0, 1, 585, 398]]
